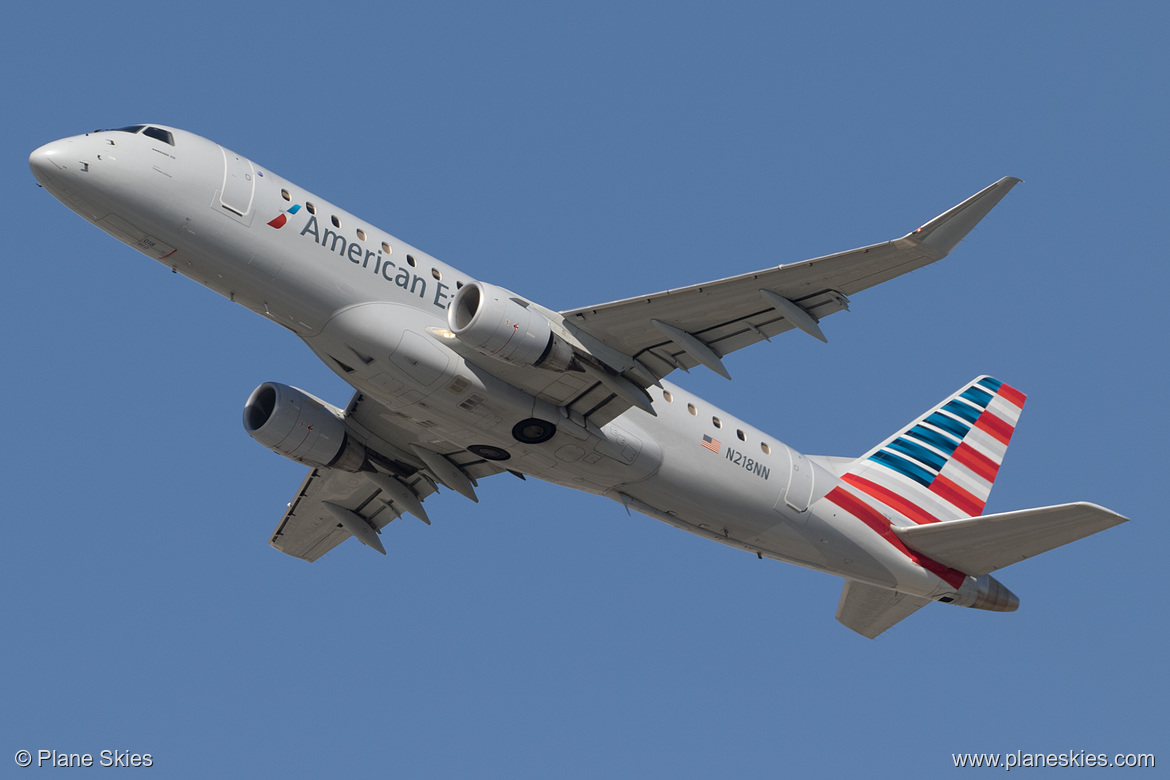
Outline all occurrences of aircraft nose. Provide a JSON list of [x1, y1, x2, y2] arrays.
[[30, 140, 68, 186]]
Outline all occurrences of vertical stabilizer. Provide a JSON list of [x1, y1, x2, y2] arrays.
[[842, 376, 1026, 526]]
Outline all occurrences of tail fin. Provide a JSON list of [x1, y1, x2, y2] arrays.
[[831, 376, 1130, 638], [842, 375, 1026, 526]]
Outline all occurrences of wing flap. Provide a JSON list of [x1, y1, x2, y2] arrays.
[[836, 579, 932, 638], [269, 468, 438, 562], [892, 502, 1129, 576], [270, 472, 352, 561]]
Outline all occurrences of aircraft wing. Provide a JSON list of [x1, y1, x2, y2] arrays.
[[557, 177, 1021, 422], [440, 178, 1019, 429], [268, 392, 510, 562], [267, 466, 434, 561]]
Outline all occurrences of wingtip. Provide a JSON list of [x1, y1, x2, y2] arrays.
[[910, 176, 1022, 259]]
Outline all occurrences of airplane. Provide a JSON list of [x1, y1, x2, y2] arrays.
[[29, 124, 1128, 637]]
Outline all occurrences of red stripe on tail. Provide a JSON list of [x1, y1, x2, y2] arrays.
[[974, 410, 1014, 445], [951, 442, 1000, 482], [930, 474, 985, 516], [824, 487, 966, 588], [841, 473, 942, 525], [997, 383, 1026, 408]]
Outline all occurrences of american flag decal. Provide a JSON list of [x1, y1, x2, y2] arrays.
[[701, 435, 721, 454]]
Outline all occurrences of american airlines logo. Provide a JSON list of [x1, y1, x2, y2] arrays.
[[267, 203, 301, 229]]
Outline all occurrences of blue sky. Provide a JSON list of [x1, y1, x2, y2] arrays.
[[3, 2, 1165, 776]]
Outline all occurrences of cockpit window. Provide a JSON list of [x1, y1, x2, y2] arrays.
[[142, 126, 175, 146], [98, 125, 175, 146]]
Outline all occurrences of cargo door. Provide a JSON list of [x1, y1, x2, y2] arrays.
[[773, 445, 815, 514]]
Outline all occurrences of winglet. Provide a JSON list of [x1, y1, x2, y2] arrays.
[[909, 177, 1022, 260]]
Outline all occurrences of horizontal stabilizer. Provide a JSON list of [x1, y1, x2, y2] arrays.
[[836, 579, 932, 639], [893, 502, 1128, 576]]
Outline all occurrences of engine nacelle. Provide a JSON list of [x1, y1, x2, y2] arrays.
[[447, 281, 573, 372], [243, 382, 365, 471]]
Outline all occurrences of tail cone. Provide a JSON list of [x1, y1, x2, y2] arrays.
[[971, 574, 1020, 612]]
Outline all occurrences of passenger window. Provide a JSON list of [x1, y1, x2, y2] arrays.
[[432, 268, 442, 281], [737, 429, 746, 441], [381, 241, 392, 254], [687, 404, 697, 416], [331, 215, 341, 228], [761, 442, 771, 455], [281, 189, 291, 202], [407, 254, 417, 267], [712, 417, 722, 429], [306, 202, 316, 215], [356, 229, 367, 241], [662, 390, 673, 403]]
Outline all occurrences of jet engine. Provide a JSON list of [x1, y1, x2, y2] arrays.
[[447, 281, 573, 372], [243, 382, 366, 471]]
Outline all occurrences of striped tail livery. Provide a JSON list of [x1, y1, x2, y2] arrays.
[[844, 375, 1024, 524], [822, 376, 1126, 638]]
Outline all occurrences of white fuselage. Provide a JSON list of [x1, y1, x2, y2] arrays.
[[30, 125, 970, 602]]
